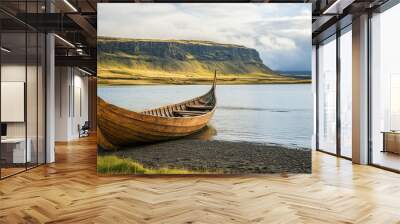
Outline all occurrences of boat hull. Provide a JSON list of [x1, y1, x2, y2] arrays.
[[98, 97, 215, 148]]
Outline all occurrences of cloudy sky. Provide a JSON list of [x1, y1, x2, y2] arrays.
[[98, 4, 311, 72]]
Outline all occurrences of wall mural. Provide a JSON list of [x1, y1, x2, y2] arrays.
[[97, 3, 312, 175]]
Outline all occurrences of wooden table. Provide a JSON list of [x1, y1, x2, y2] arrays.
[[382, 131, 400, 154]]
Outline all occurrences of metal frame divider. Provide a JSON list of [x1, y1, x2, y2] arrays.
[[367, 10, 373, 165], [36, 0, 39, 168], [25, 1, 28, 171], [315, 45, 320, 151], [0, 24, 2, 179], [336, 26, 341, 157]]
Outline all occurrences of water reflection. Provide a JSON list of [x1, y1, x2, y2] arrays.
[[187, 125, 218, 140]]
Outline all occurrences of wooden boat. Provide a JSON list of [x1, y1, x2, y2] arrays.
[[98, 72, 217, 150]]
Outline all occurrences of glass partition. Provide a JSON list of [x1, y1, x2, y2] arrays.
[[339, 27, 352, 158], [317, 35, 337, 154], [1, 31, 28, 177], [371, 4, 400, 171], [0, 2, 46, 179]]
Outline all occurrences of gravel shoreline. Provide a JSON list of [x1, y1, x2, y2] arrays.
[[99, 140, 311, 174]]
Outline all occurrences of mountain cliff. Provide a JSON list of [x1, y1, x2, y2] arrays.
[[97, 37, 310, 85]]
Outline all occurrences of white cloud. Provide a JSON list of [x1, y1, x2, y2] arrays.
[[98, 3, 311, 71], [259, 36, 296, 51]]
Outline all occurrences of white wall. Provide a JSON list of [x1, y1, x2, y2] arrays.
[[1, 64, 27, 138], [1, 82, 25, 122], [55, 67, 89, 141], [55, 66, 70, 141], [72, 73, 89, 138], [1, 64, 28, 166], [1, 63, 46, 164]]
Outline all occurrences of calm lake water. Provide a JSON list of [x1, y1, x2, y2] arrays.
[[98, 84, 313, 148]]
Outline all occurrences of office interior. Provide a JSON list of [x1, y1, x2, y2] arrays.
[[0, 0, 97, 179], [0, 0, 399, 176]]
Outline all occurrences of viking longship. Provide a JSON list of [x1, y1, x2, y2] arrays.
[[98, 72, 217, 149]]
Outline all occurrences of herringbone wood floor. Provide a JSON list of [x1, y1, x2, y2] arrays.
[[1, 136, 400, 224]]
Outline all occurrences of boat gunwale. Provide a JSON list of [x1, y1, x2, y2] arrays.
[[100, 94, 215, 121], [100, 74, 217, 121], [140, 89, 216, 120], [99, 104, 212, 131]]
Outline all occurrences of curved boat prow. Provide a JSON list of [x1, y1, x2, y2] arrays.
[[212, 70, 217, 90]]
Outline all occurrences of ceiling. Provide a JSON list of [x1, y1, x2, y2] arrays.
[[0, 0, 393, 74]]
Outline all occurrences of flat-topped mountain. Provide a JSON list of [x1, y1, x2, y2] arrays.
[[98, 37, 273, 75], [97, 37, 309, 85]]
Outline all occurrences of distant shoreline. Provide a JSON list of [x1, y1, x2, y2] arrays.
[[97, 65, 311, 86], [97, 78, 311, 86]]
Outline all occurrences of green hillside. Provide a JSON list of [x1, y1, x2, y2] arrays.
[[97, 37, 310, 85]]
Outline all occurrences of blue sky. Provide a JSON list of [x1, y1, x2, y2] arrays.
[[98, 3, 311, 72]]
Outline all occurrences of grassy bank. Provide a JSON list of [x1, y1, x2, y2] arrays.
[[97, 66, 311, 85], [97, 155, 208, 175]]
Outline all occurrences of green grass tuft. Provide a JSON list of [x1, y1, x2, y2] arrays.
[[97, 155, 197, 175]]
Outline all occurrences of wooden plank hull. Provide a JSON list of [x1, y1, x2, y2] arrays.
[[98, 75, 217, 149]]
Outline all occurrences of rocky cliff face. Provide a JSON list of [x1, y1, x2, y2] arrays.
[[98, 37, 274, 75]]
